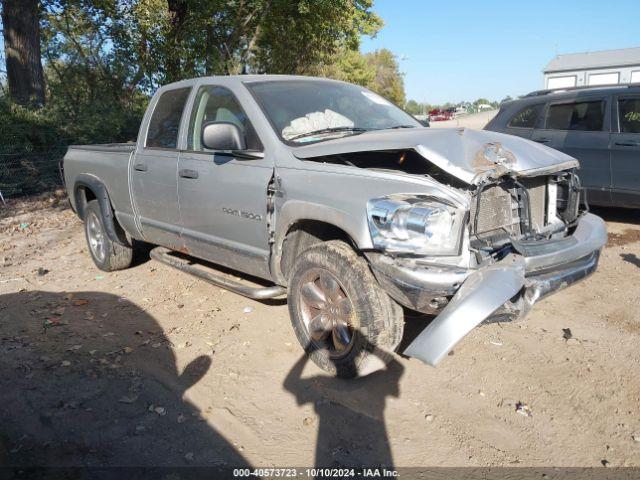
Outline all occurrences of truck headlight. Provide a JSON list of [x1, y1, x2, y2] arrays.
[[367, 195, 465, 255]]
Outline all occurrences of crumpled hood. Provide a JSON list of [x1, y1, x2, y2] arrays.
[[293, 127, 579, 185]]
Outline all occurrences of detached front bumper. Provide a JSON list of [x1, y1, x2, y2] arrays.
[[367, 213, 607, 366]]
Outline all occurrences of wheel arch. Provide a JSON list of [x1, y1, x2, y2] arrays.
[[272, 215, 362, 285], [73, 174, 129, 246]]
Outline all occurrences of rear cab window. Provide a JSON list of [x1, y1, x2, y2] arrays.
[[507, 104, 544, 128], [146, 87, 191, 149], [545, 99, 606, 131]]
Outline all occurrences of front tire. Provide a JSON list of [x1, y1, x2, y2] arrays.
[[288, 240, 404, 378], [84, 200, 133, 272]]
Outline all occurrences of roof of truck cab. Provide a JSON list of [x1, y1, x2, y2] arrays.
[[158, 74, 347, 90]]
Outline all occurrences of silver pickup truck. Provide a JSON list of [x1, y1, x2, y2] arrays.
[[63, 75, 607, 378]]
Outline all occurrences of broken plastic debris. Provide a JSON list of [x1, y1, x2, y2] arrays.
[[118, 394, 139, 404], [43, 318, 64, 330], [72, 299, 89, 306], [243, 306, 253, 313], [562, 328, 573, 340], [515, 402, 532, 417]]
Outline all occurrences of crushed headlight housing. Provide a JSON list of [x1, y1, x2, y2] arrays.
[[367, 195, 465, 255]]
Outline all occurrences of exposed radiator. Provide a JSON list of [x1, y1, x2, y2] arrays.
[[521, 177, 548, 231], [471, 177, 548, 240], [470, 183, 520, 237]]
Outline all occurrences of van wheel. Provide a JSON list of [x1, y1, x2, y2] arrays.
[[288, 240, 404, 378], [84, 200, 133, 272]]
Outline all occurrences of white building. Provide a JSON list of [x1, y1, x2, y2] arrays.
[[543, 47, 640, 90]]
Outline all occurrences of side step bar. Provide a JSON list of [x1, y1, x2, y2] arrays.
[[149, 247, 287, 300]]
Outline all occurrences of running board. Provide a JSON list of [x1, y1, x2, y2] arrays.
[[149, 247, 287, 300]]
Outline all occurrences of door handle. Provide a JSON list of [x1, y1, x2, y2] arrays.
[[614, 141, 639, 147], [533, 137, 550, 143], [179, 169, 199, 179], [133, 163, 148, 172]]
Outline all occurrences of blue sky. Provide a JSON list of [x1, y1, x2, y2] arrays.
[[361, 0, 640, 104]]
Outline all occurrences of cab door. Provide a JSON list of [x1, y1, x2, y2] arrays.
[[131, 87, 191, 247], [177, 84, 273, 279], [531, 96, 612, 206], [610, 95, 640, 207]]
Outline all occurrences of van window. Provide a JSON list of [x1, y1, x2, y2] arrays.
[[146, 87, 191, 149], [618, 98, 640, 133], [507, 104, 543, 128], [546, 100, 605, 131], [187, 85, 262, 151]]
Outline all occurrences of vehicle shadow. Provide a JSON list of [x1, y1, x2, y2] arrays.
[[590, 206, 640, 226], [283, 344, 404, 468], [620, 253, 640, 268], [0, 290, 251, 470]]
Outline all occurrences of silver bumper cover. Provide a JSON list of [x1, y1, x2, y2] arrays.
[[370, 213, 607, 366]]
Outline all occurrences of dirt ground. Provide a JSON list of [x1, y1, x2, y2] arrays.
[[1, 192, 639, 470]]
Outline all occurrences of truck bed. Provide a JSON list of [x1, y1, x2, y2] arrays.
[[68, 143, 136, 154]]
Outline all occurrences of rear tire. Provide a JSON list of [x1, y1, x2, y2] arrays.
[[288, 240, 404, 378], [83, 200, 133, 272]]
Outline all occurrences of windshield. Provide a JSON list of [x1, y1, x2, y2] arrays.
[[245, 80, 422, 145]]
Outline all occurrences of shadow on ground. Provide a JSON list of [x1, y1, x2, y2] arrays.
[[284, 345, 404, 468], [0, 290, 250, 469]]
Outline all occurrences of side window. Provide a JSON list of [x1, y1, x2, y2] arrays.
[[618, 98, 640, 133], [507, 104, 543, 128], [187, 85, 262, 151], [546, 100, 605, 131], [146, 87, 191, 149]]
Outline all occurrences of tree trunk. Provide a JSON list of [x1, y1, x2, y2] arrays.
[[1, 0, 45, 106], [165, 0, 188, 82]]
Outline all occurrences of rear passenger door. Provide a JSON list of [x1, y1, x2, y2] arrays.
[[177, 84, 274, 279], [610, 95, 640, 207], [131, 87, 191, 247], [531, 97, 612, 206]]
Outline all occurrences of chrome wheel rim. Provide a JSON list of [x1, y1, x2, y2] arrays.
[[298, 268, 355, 358], [87, 212, 107, 263]]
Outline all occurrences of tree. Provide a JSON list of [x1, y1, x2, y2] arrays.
[[1, 0, 45, 106], [364, 49, 405, 106], [500, 95, 513, 104]]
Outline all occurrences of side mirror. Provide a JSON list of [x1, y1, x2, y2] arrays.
[[201, 121, 246, 151]]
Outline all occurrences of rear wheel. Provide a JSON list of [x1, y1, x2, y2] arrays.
[[84, 200, 133, 271], [288, 240, 404, 378]]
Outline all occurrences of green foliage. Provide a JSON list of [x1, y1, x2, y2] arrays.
[[1, 0, 409, 196], [0, 97, 68, 196], [309, 47, 406, 106]]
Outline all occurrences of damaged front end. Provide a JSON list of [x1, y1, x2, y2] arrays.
[[294, 129, 607, 366], [366, 166, 606, 366]]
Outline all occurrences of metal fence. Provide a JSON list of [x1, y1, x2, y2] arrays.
[[0, 135, 70, 201]]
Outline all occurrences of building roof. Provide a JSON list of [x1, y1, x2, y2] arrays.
[[544, 47, 640, 73]]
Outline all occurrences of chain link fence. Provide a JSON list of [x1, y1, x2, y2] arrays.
[[0, 131, 72, 201], [0, 135, 141, 201]]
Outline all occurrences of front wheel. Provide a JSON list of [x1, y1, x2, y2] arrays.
[[287, 240, 404, 378]]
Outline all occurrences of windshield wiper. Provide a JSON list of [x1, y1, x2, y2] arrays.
[[289, 127, 370, 141], [387, 124, 418, 129]]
